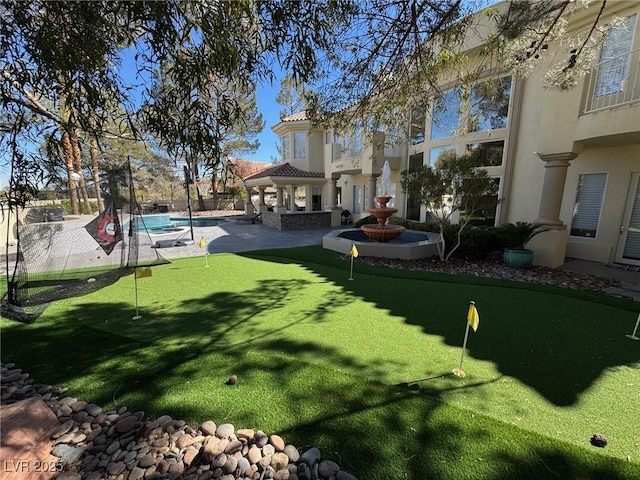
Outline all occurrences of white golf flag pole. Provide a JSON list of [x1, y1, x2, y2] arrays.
[[132, 267, 152, 320], [626, 312, 640, 340], [349, 244, 358, 280], [198, 237, 209, 267], [453, 301, 479, 378], [133, 274, 141, 320]]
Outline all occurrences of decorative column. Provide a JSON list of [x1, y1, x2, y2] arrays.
[[534, 152, 579, 226], [275, 186, 286, 213], [326, 178, 341, 226], [366, 176, 377, 210], [257, 187, 267, 213], [244, 186, 253, 215], [325, 178, 337, 209], [302, 185, 311, 212], [528, 151, 579, 268]]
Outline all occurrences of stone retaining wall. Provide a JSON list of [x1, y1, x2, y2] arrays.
[[263, 212, 331, 231]]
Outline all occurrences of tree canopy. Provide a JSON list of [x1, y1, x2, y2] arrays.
[[307, 0, 612, 130], [1, 0, 612, 198], [401, 150, 499, 261]]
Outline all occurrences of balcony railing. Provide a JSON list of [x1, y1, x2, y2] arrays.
[[583, 48, 640, 114]]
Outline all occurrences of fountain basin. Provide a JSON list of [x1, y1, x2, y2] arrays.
[[323, 228, 440, 260], [360, 224, 405, 243]]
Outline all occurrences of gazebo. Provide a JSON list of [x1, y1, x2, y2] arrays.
[[243, 163, 335, 230]]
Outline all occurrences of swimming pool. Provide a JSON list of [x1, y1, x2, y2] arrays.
[[170, 217, 224, 227], [125, 215, 225, 233]]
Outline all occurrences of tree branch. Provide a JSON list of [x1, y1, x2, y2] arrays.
[[1, 69, 62, 124]]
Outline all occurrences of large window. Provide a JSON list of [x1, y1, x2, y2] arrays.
[[594, 14, 636, 96], [293, 131, 306, 159], [469, 76, 512, 132], [353, 185, 362, 214], [570, 173, 607, 238], [466, 141, 505, 167], [352, 122, 363, 155], [430, 89, 461, 140], [281, 135, 290, 162], [461, 178, 500, 227], [410, 106, 426, 145], [429, 146, 456, 168], [406, 153, 424, 221]]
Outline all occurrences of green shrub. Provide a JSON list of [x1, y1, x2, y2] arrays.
[[354, 215, 378, 227], [58, 200, 99, 215], [356, 216, 502, 259], [452, 226, 501, 259], [390, 219, 502, 260]]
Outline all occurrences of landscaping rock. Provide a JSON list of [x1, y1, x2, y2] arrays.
[[0, 361, 360, 480]]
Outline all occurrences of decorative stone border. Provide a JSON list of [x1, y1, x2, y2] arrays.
[[0, 363, 358, 480]]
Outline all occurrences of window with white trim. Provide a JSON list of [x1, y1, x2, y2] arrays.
[[466, 141, 505, 167], [353, 185, 362, 214], [293, 131, 306, 159], [570, 173, 607, 238], [281, 135, 290, 162], [468, 76, 512, 132], [353, 122, 363, 155], [429, 146, 456, 168], [430, 89, 461, 140], [594, 14, 636, 97], [410, 106, 426, 145]]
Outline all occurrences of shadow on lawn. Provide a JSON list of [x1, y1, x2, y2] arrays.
[[241, 250, 640, 408], [1, 265, 637, 480], [2, 294, 635, 480], [2, 253, 637, 480]]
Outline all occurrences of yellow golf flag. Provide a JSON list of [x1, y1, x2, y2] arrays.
[[350, 244, 359, 258], [467, 301, 479, 332], [198, 237, 206, 248], [135, 266, 152, 279]]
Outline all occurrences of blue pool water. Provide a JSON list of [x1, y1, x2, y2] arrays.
[[125, 215, 224, 232], [171, 217, 223, 227]]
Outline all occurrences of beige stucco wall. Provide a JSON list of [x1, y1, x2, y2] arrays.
[[562, 144, 640, 263], [279, 0, 640, 266], [307, 130, 325, 173], [505, 67, 549, 223]]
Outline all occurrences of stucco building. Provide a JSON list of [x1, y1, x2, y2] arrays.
[[248, 0, 639, 268]]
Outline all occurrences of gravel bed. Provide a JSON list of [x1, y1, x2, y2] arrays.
[[352, 253, 621, 296]]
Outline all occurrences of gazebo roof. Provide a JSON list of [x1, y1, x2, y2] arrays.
[[244, 163, 326, 187]]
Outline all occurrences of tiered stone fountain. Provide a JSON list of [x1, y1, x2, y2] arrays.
[[360, 195, 406, 242], [322, 160, 439, 259], [360, 160, 405, 243]]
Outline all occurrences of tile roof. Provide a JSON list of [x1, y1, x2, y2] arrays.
[[280, 110, 311, 122], [243, 163, 325, 180]]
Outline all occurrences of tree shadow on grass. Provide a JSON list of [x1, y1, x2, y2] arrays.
[[3, 301, 635, 479], [1, 256, 638, 479], [241, 248, 640, 407]]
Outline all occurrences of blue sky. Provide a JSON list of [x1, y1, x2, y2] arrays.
[[120, 46, 284, 165], [245, 78, 283, 164]]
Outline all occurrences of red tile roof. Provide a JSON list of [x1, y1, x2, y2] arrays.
[[244, 163, 325, 180], [280, 111, 311, 122]]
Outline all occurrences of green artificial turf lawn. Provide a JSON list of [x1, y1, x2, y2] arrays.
[[1, 246, 639, 479]]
